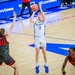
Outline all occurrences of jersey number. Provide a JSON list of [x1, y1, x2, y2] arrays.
[[0, 39, 7, 46], [38, 26, 41, 30]]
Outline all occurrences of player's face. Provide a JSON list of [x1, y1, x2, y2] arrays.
[[38, 13, 43, 21], [68, 49, 74, 56]]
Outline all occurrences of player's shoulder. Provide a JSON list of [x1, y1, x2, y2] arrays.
[[74, 53, 75, 58], [5, 33, 8, 36]]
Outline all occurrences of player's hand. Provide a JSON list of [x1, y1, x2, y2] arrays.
[[62, 70, 66, 75], [61, 69, 66, 75], [13, 11, 16, 21], [39, 2, 42, 5]]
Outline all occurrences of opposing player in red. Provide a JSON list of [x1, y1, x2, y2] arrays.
[[0, 12, 19, 75], [61, 47, 75, 75], [20, 0, 33, 17]]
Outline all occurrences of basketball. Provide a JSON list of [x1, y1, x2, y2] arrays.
[[31, 4, 38, 12]]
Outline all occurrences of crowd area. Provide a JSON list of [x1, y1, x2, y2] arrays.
[[61, 0, 75, 6]]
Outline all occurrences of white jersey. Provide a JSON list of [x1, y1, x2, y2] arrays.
[[33, 20, 46, 37]]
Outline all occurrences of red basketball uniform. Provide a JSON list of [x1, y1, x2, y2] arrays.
[[0, 35, 15, 66], [22, 0, 30, 3], [68, 54, 75, 66]]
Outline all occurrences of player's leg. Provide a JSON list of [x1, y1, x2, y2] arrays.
[[35, 37, 40, 66], [3, 54, 19, 75], [42, 47, 49, 73], [35, 47, 40, 66], [34, 37, 40, 74], [27, 2, 33, 17], [42, 47, 47, 64], [41, 37, 49, 73], [35, 47, 40, 74], [20, 3, 26, 17], [41, 37, 47, 64], [11, 63, 19, 75]]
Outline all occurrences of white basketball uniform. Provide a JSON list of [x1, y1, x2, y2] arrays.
[[33, 19, 46, 48]]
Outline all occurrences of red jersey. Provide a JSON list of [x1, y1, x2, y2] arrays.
[[68, 54, 75, 66], [0, 35, 9, 55], [22, 0, 30, 3]]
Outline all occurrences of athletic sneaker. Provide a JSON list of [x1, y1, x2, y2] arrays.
[[35, 65, 39, 74], [44, 65, 49, 73]]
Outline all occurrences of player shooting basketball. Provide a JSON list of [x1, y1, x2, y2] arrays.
[[61, 47, 75, 75], [30, 3, 49, 74], [0, 12, 19, 75]]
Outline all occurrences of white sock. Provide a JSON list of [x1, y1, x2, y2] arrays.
[[45, 63, 48, 67], [36, 63, 39, 67]]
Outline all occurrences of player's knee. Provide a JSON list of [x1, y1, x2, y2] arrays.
[[36, 51, 40, 56], [42, 51, 44, 54], [11, 63, 18, 70], [42, 50, 45, 54], [36, 52, 39, 56], [13, 66, 16, 70], [42, 50, 46, 56]]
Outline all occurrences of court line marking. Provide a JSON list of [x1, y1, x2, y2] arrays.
[[60, 14, 75, 20], [12, 32, 75, 42], [12, 14, 75, 42]]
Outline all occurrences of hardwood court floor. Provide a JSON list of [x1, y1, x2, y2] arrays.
[[0, 8, 75, 75]]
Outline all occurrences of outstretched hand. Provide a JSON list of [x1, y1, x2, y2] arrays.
[[62, 70, 66, 75], [13, 11, 16, 21]]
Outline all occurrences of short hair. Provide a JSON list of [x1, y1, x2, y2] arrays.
[[69, 47, 75, 52], [0, 28, 5, 36]]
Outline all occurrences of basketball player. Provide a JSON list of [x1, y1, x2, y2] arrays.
[[61, 47, 75, 75], [30, 3, 49, 74], [20, 0, 33, 17], [0, 12, 19, 75]]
